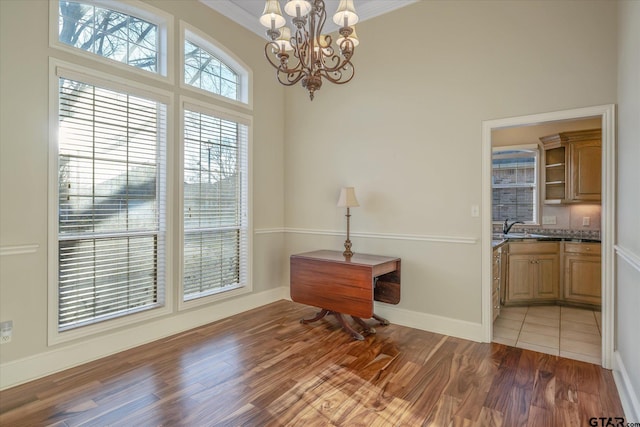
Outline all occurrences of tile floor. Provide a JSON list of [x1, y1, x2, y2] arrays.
[[492, 305, 602, 364]]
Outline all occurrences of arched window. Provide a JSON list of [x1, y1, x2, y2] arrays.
[[54, 0, 171, 77], [182, 25, 251, 105]]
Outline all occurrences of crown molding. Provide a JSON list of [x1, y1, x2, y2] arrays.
[[200, 0, 418, 38], [200, 0, 265, 37]]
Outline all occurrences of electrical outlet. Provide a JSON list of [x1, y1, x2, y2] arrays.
[[583, 217, 591, 226], [0, 320, 12, 344], [542, 215, 557, 225]]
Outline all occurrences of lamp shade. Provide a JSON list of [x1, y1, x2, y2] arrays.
[[333, 0, 359, 27], [284, 0, 312, 17], [276, 26, 293, 51], [260, 0, 286, 29], [337, 187, 359, 208]]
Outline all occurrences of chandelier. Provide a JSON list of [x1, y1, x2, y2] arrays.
[[260, 0, 360, 100]]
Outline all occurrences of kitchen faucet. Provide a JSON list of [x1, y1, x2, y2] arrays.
[[503, 219, 524, 235]]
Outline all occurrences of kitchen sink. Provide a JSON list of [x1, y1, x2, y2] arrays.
[[495, 233, 550, 239]]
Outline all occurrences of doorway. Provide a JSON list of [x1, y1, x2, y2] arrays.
[[481, 105, 616, 368]]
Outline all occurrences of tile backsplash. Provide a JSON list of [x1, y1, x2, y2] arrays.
[[494, 204, 601, 240], [542, 204, 601, 231], [492, 224, 601, 240]]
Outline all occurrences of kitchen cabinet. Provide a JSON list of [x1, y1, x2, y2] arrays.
[[492, 246, 502, 321], [570, 140, 601, 201], [505, 242, 560, 304], [540, 129, 601, 204], [564, 242, 601, 305]]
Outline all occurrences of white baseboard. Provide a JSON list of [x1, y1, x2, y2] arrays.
[[0, 286, 288, 390], [0, 290, 488, 390], [613, 351, 640, 422], [373, 302, 484, 342], [285, 293, 484, 343]]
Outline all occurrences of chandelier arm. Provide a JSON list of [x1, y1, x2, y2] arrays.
[[320, 41, 354, 71], [313, 1, 327, 39], [317, 65, 355, 84], [277, 70, 306, 86], [318, 54, 352, 74], [264, 41, 307, 77], [292, 29, 311, 72]]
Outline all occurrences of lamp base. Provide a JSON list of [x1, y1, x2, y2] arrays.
[[343, 239, 353, 258]]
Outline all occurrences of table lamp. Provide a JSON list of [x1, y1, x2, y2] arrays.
[[337, 187, 359, 258]]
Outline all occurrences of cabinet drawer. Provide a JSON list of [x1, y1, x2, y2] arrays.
[[564, 242, 601, 255], [508, 241, 559, 254]]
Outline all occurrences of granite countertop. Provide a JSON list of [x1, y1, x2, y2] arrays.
[[492, 234, 601, 248]]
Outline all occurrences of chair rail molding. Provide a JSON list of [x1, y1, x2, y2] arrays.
[[0, 244, 40, 256], [615, 245, 640, 273], [254, 227, 477, 245]]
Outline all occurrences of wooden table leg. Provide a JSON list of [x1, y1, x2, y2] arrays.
[[300, 309, 330, 324], [351, 316, 376, 335], [372, 313, 390, 326], [300, 309, 365, 340], [333, 313, 365, 341]]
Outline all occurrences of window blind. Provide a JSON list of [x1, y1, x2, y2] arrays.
[[183, 108, 248, 300], [57, 77, 166, 330], [492, 149, 538, 223]]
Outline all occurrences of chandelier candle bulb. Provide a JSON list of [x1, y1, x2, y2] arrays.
[[276, 27, 293, 52]]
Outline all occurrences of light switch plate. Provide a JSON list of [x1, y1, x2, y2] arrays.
[[471, 205, 479, 217]]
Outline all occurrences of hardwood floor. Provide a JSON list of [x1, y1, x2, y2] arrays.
[[0, 300, 625, 426]]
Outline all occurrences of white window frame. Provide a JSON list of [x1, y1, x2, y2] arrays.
[[48, 58, 174, 345], [49, 0, 174, 84], [180, 21, 253, 109], [491, 144, 540, 225], [178, 96, 252, 311]]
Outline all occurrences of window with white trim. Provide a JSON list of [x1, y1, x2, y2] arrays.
[[182, 25, 250, 105], [492, 147, 539, 224], [56, 73, 167, 330], [182, 105, 249, 301], [184, 40, 239, 100], [49, 2, 253, 340], [57, 0, 166, 75]]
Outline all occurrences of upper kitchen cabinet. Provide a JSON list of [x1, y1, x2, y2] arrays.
[[540, 129, 601, 204]]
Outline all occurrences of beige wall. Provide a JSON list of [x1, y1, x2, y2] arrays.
[[283, 0, 617, 323], [0, 0, 285, 384], [616, 0, 640, 420]]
